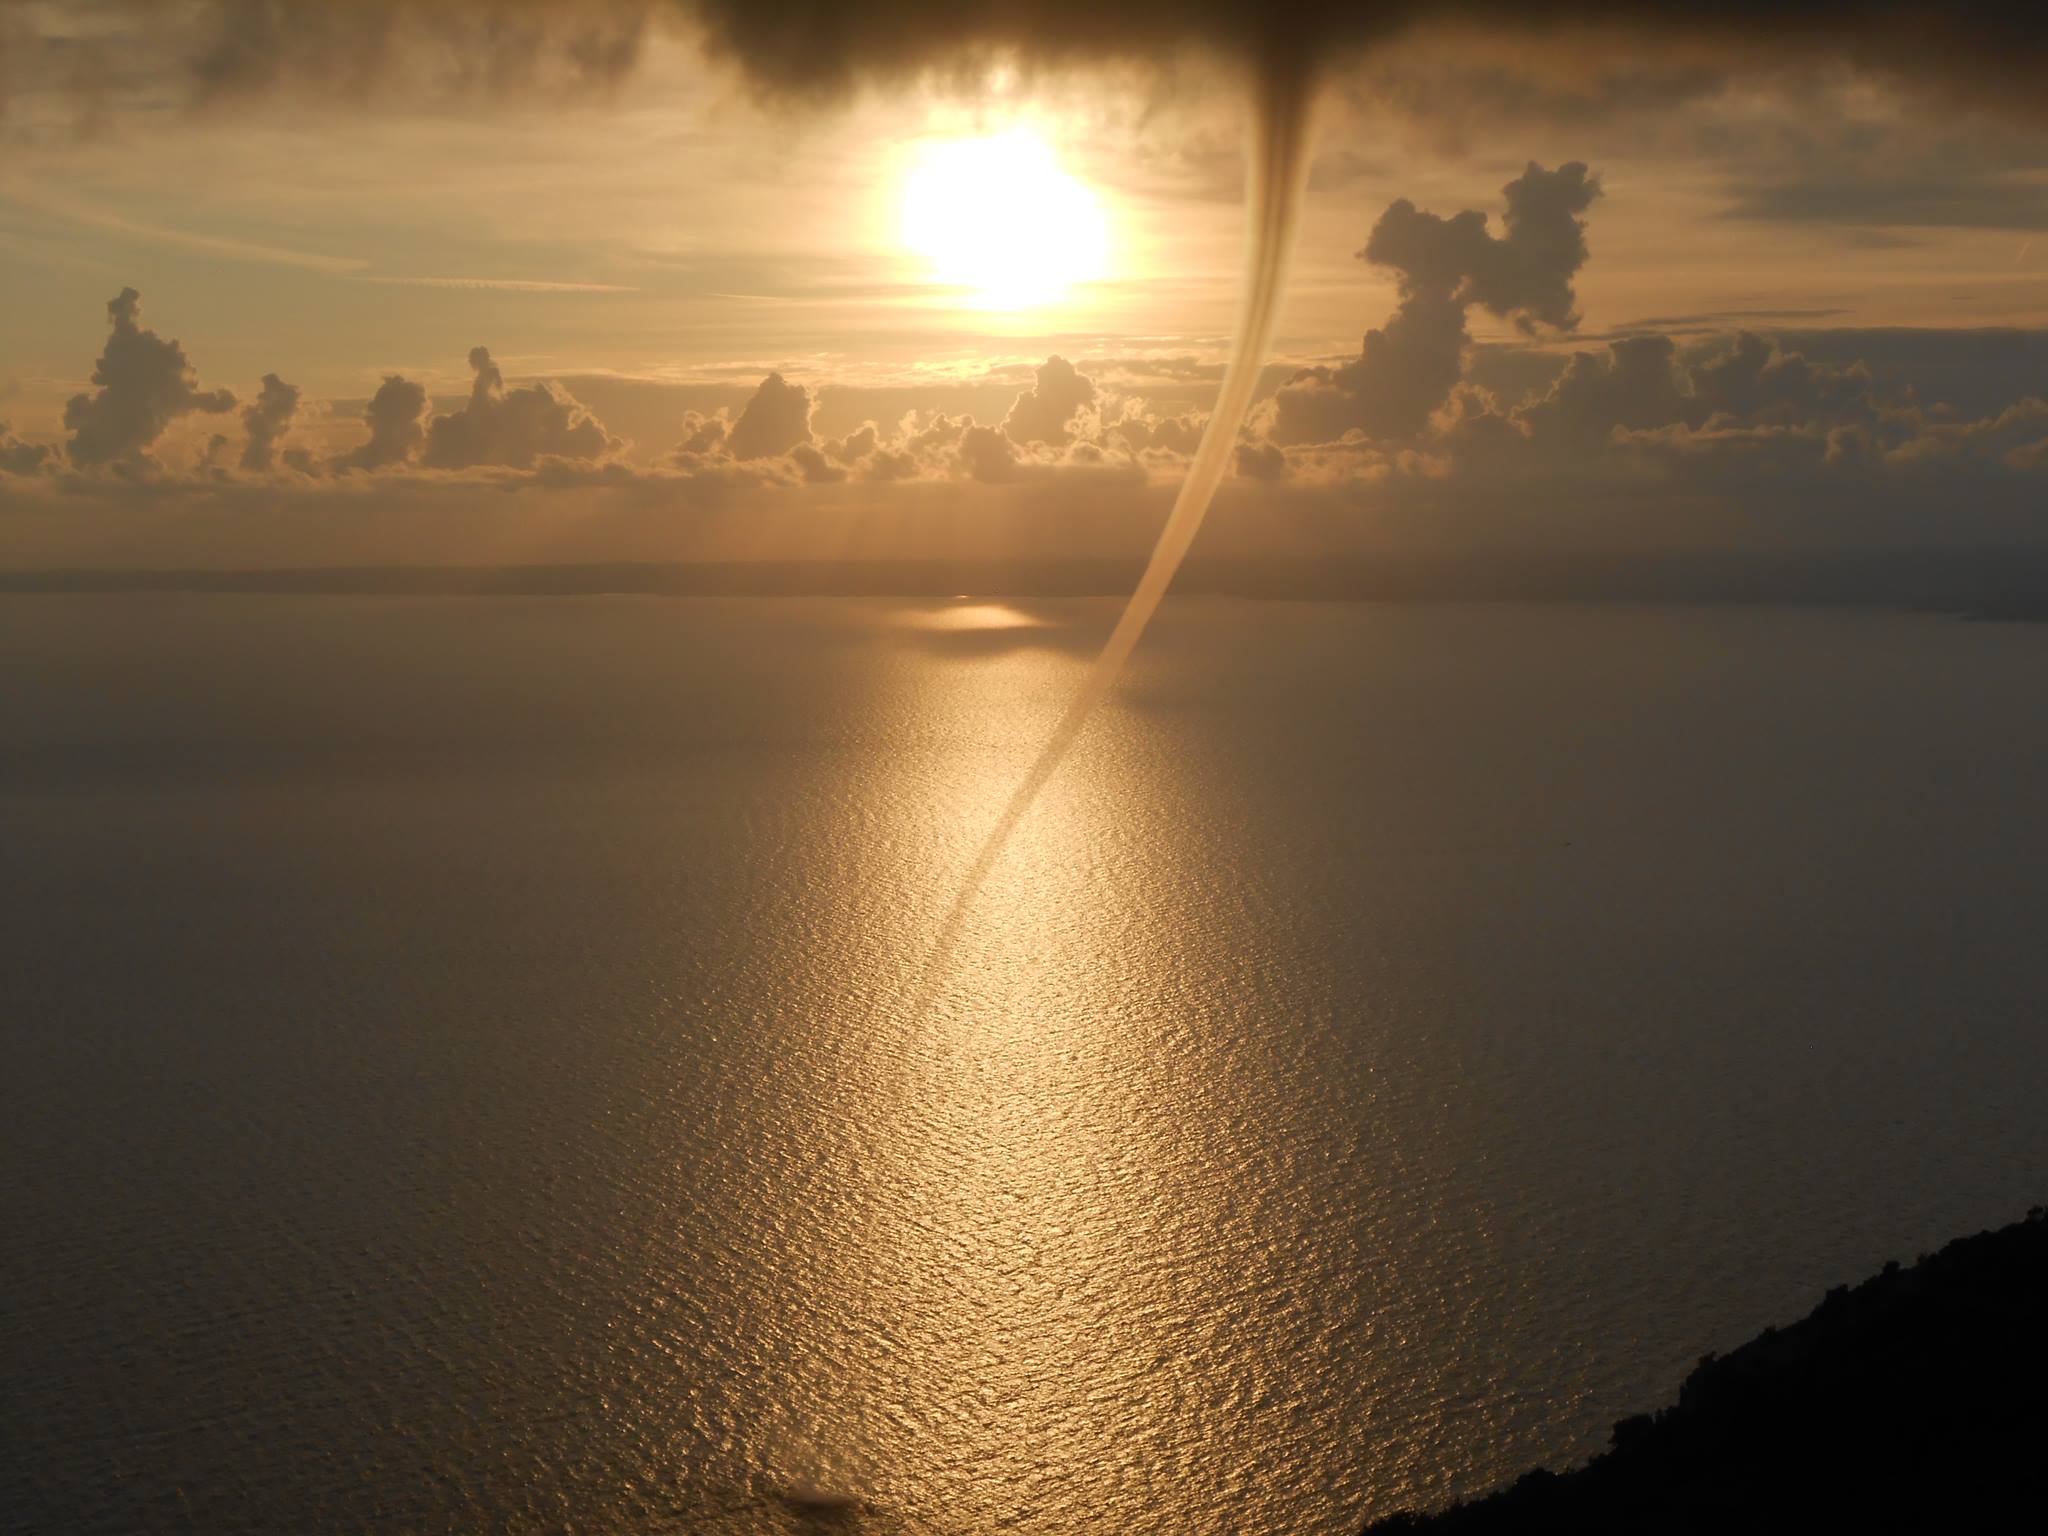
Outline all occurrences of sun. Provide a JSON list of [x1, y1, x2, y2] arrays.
[[900, 128, 1110, 311]]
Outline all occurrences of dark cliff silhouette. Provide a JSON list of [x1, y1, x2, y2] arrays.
[[1369, 1205, 2048, 1532]]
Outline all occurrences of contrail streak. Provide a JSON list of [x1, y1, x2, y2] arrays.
[[906, 61, 1319, 1021]]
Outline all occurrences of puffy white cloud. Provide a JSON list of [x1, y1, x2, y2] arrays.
[[63, 289, 237, 471]]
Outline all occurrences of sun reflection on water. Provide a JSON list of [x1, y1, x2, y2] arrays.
[[907, 600, 1049, 634], [770, 673, 1267, 1529]]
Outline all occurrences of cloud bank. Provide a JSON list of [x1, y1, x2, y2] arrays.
[[5, 207, 2045, 567]]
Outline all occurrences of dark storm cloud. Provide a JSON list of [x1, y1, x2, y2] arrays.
[[16, 4, 2048, 123], [63, 288, 237, 470], [421, 347, 621, 469], [681, 2, 2048, 110], [238, 372, 301, 472], [1270, 161, 1598, 443], [332, 374, 429, 473]]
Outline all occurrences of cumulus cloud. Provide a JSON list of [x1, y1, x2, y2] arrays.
[[239, 373, 303, 472], [1239, 158, 2048, 492], [671, 379, 896, 478], [1234, 438, 1286, 481], [1270, 161, 1599, 445], [673, 410, 730, 457], [1686, 331, 1876, 425], [1512, 333, 1694, 450], [786, 442, 845, 483], [647, 357, 1168, 487], [1107, 402, 1207, 458], [1002, 355, 1097, 446], [665, 379, 857, 480], [333, 375, 430, 473], [22, 264, 2040, 524], [63, 288, 237, 471], [1415, 327, 2048, 484], [724, 371, 814, 460], [1, 423, 52, 476], [958, 422, 1021, 482], [825, 422, 879, 464], [422, 347, 621, 469]]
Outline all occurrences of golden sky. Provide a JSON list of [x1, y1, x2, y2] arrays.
[[2, 2, 2046, 569]]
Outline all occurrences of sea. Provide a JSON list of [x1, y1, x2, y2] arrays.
[[5, 594, 2047, 1532]]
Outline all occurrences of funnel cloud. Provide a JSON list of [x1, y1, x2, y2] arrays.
[[908, 61, 1320, 1011]]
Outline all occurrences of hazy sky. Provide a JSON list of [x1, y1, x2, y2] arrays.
[[2, 2, 2045, 569]]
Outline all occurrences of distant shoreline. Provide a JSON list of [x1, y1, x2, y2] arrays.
[[7, 553, 2048, 615]]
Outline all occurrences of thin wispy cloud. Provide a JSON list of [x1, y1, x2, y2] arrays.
[[349, 276, 640, 294], [1, 184, 365, 275]]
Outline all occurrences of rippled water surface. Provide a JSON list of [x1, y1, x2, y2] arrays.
[[6, 596, 2048, 1533]]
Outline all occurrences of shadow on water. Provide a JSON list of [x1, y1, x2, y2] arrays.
[[710, 1485, 949, 1536]]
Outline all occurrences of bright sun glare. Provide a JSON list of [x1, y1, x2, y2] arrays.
[[900, 128, 1110, 311]]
